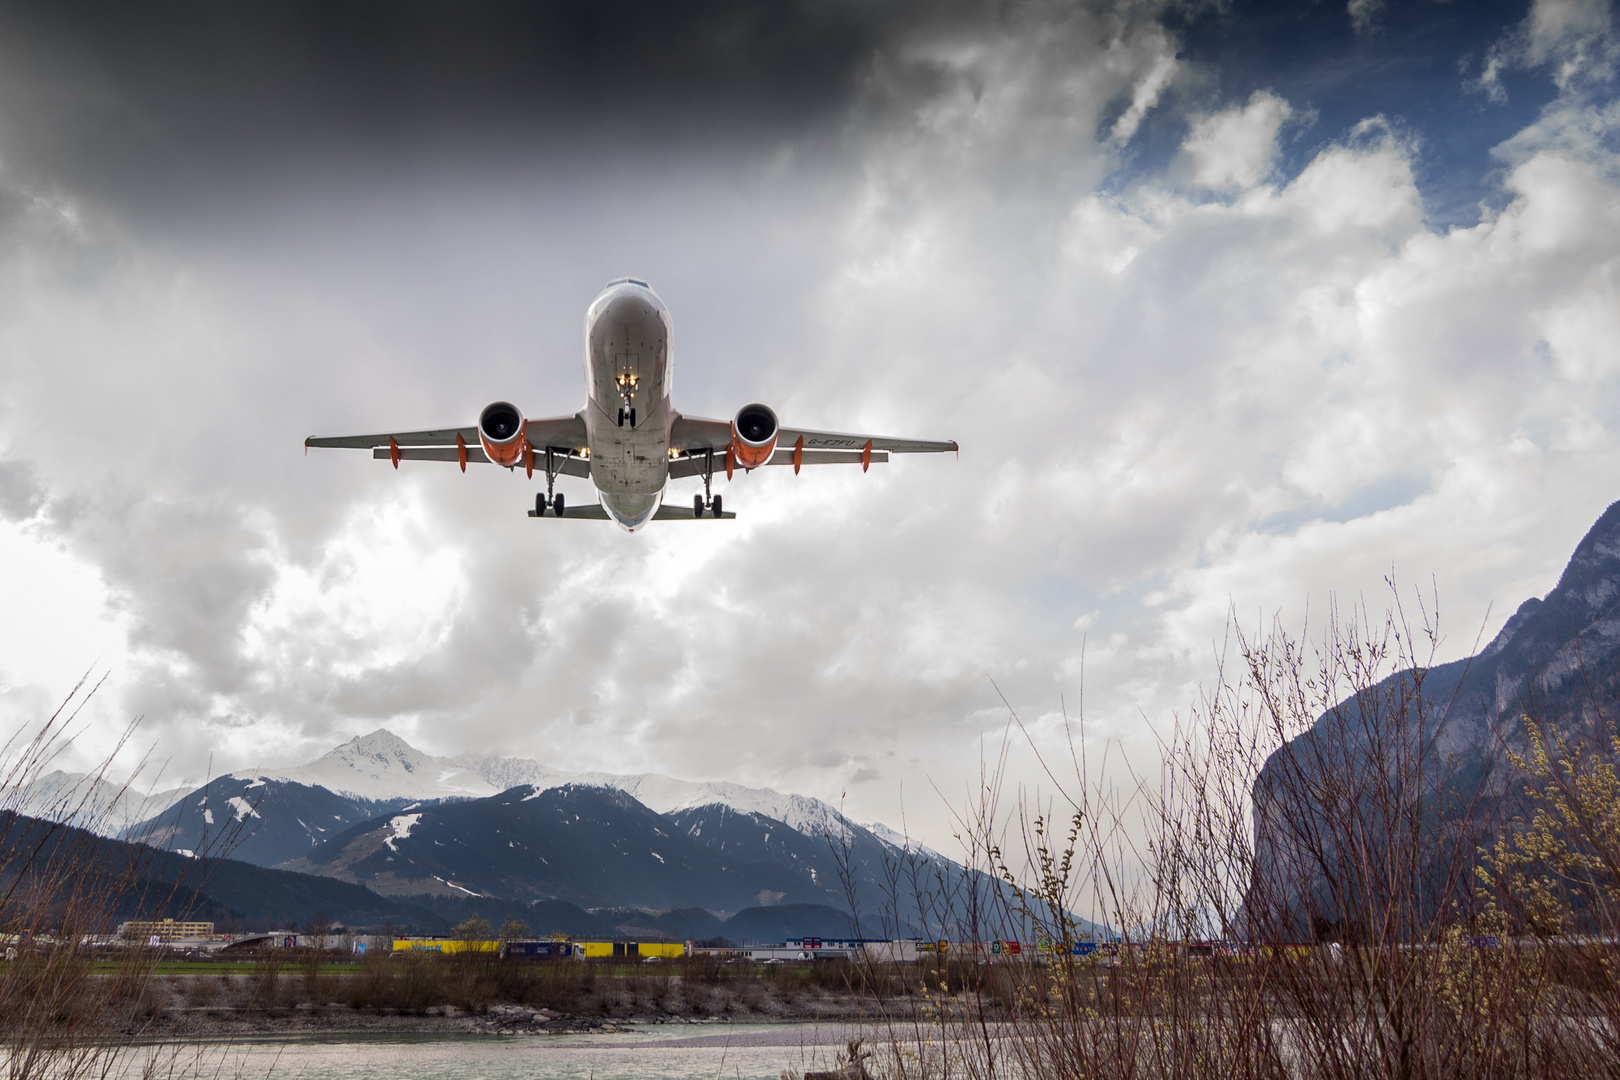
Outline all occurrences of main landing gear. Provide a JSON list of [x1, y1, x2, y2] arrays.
[[527, 448, 566, 517], [692, 448, 723, 517]]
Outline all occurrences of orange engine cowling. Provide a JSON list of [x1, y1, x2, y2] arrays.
[[478, 400, 527, 467], [730, 403, 779, 470]]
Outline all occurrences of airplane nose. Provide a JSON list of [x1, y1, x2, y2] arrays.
[[605, 294, 649, 325]]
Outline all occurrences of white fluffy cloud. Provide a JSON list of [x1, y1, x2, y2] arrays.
[[1177, 91, 1296, 193]]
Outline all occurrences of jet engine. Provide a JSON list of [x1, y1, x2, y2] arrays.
[[478, 400, 527, 467], [730, 403, 779, 469]]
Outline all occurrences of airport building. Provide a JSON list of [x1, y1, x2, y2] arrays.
[[117, 919, 215, 940]]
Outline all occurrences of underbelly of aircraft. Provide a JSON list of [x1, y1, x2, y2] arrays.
[[589, 435, 668, 493]]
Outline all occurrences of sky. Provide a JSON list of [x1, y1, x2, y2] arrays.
[[0, 0, 1618, 850]]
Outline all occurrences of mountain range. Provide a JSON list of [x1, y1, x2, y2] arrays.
[[23, 729, 994, 931]]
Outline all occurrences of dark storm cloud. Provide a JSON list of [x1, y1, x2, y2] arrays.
[[0, 0, 959, 211]]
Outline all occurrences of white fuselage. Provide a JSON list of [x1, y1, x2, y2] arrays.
[[584, 279, 675, 529]]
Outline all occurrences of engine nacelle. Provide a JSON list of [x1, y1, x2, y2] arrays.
[[730, 403, 779, 469], [478, 400, 527, 467]]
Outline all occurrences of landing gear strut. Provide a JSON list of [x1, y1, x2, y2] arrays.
[[527, 448, 567, 517], [696, 448, 723, 517]]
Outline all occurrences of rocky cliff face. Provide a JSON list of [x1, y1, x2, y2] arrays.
[[1448, 499, 1620, 746], [1248, 500, 1620, 934]]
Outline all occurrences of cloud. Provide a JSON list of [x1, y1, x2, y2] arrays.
[[1176, 90, 1296, 194], [1347, 0, 1385, 38], [0, 1, 1617, 851], [1476, 0, 1618, 103]]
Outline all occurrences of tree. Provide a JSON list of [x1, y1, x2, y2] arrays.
[[303, 910, 333, 950], [452, 915, 492, 941]]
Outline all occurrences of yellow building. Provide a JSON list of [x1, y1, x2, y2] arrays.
[[575, 941, 684, 960], [119, 919, 215, 940]]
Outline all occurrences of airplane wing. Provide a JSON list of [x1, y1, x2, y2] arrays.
[[306, 414, 590, 475], [667, 447, 889, 479], [668, 414, 956, 471], [777, 426, 957, 455]]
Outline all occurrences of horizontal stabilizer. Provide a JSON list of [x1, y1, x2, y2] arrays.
[[525, 505, 737, 521], [653, 506, 736, 520]]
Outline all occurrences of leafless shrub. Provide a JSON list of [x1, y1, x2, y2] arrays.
[[0, 678, 222, 1079], [863, 586, 1620, 1079]]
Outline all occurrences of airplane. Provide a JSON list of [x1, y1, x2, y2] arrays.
[[306, 278, 958, 531]]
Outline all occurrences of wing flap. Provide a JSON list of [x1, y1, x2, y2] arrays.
[[371, 446, 591, 477], [765, 447, 889, 467], [664, 450, 894, 479], [668, 447, 890, 478]]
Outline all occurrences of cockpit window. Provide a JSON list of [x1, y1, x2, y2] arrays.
[[605, 277, 650, 288]]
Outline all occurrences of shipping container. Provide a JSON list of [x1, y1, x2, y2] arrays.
[[575, 941, 684, 960], [391, 938, 500, 954], [501, 940, 575, 960]]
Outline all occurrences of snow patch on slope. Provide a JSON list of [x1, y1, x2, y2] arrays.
[[226, 796, 260, 822], [383, 813, 421, 852]]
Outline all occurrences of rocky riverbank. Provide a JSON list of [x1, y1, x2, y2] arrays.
[[136, 971, 904, 1038]]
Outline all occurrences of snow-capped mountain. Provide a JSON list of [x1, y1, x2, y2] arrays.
[[233, 729, 864, 845], [124, 774, 422, 867], [12, 770, 191, 836], [247, 729, 496, 802], [452, 750, 857, 841], [280, 783, 838, 912]]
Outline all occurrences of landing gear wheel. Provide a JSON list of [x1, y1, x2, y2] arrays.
[[711, 495, 722, 518], [535, 493, 547, 517], [628, 407, 637, 428], [617, 407, 626, 427], [693, 495, 704, 518], [553, 492, 565, 517]]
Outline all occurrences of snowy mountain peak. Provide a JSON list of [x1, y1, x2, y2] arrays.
[[248, 729, 497, 802]]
